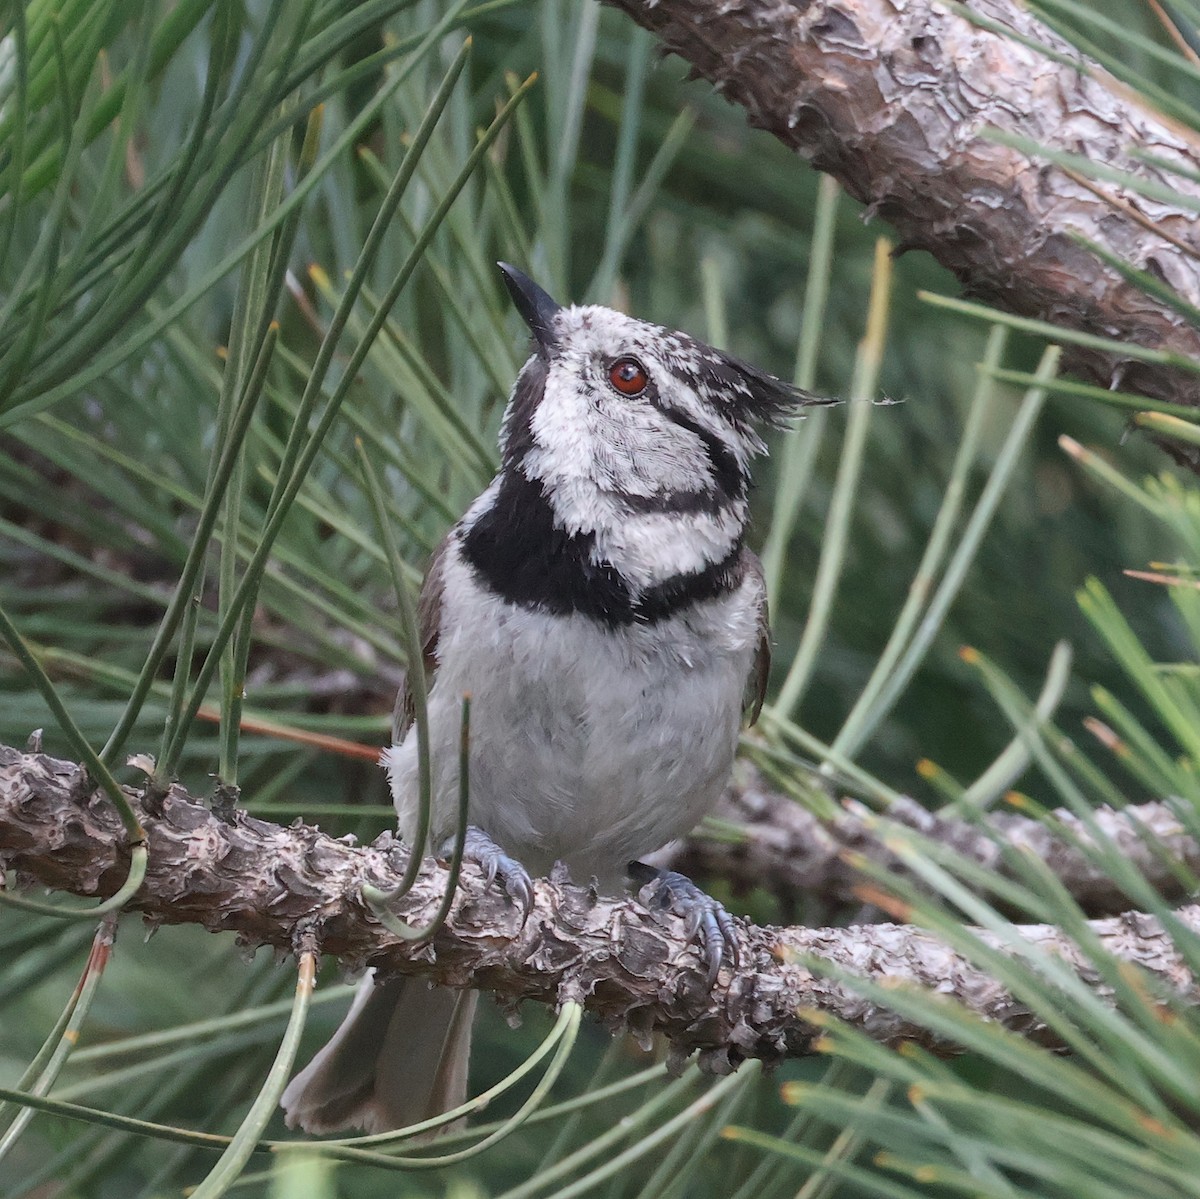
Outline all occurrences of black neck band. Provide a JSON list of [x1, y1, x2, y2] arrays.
[[461, 470, 745, 627]]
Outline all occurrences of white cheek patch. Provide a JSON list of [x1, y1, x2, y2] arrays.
[[591, 400, 713, 497], [525, 363, 716, 498], [526, 367, 593, 467], [522, 369, 609, 534], [555, 306, 767, 464]]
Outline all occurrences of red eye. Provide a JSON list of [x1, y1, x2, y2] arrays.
[[608, 357, 648, 395]]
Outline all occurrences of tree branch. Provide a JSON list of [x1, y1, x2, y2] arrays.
[[3, 743, 1198, 1066], [671, 764, 1200, 920], [603, 0, 1200, 445]]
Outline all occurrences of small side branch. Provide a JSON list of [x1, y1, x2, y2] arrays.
[[670, 765, 1198, 920]]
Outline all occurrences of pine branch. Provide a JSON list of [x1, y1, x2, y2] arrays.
[[603, 0, 1200, 451], [671, 764, 1199, 920], [3, 742, 1198, 1067]]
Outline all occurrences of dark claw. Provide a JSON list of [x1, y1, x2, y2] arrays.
[[628, 862, 740, 988], [449, 826, 535, 922]]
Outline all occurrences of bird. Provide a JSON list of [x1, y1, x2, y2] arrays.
[[281, 264, 825, 1135]]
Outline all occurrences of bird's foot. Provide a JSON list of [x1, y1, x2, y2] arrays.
[[442, 826, 535, 922], [628, 862, 740, 988]]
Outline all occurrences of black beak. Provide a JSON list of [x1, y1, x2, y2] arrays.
[[497, 262, 561, 354]]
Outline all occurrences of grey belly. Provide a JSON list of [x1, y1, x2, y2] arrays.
[[450, 622, 744, 881]]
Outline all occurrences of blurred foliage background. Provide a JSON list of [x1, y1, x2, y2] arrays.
[[2, 0, 1200, 1196]]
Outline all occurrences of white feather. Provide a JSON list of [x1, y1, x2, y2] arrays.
[[512, 305, 759, 589]]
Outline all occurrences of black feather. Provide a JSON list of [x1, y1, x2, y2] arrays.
[[461, 469, 746, 627]]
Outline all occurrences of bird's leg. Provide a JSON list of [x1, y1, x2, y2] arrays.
[[627, 862, 741, 988], [439, 826, 535, 921]]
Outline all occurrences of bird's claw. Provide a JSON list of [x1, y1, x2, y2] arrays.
[[449, 826, 535, 922], [628, 862, 740, 988]]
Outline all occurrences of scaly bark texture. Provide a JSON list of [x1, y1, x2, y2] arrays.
[[2, 743, 1197, 1067], [669, 764, 1200, 921], [602, 0, 1200, 427]]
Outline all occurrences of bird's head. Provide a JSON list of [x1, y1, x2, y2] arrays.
[[468, 264, 831, 594], [495, 264, 819, 518]]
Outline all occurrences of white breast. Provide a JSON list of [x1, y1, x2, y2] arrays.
[[383, 543, 761, 889]]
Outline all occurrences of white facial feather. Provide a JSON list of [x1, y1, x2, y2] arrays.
[[524, 364, 713, 498]]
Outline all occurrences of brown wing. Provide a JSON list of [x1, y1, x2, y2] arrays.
[[742, 549, 770, 726], [391, 534, 450, 743]]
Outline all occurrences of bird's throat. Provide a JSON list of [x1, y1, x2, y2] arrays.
[[461, 467, 748, 627]]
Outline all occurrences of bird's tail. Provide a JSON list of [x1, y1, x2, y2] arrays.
[[281, 972, 477, 1135]]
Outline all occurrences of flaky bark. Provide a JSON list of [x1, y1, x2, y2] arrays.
[[670, 764, 1200, 920], [603, 0, 1200, 439], [3, 743, 1197, 1067]]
